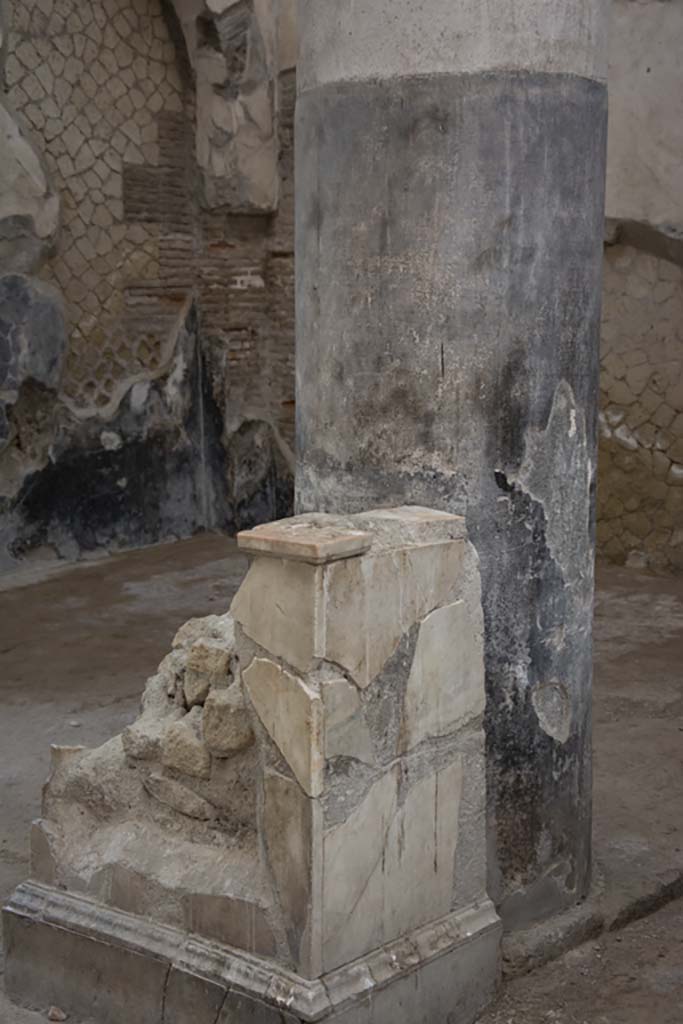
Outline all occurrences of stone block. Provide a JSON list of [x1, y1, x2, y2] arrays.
[[323, 553, 401, 688], [163, 968, 228, 1024], [244, 657, 323, 797], [262, 769, 322, 978], [202, 684, 254, 757], [183, 669, 213, 707], [4, 507, 497, 1024], [172, 613, 234, 651], [322, 760, 463, 973], [3, 912, 169, 1024], [231, 557, 323, 673], [186, 893, 276, 957], [328, 915, 501, 1024], [217, 991, 299, 1024], [323, 540, 467, 688], [187, 637, 232, 678], [237, 519, 372, 564], [402, 600, 485, 751], [161, 707, 211, 780], [184, 637, 233, 706]]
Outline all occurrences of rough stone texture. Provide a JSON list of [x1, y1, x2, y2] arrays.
[[161, 705, 212, 778], [3, 508, 500, 1023], [597, 245, 683, 570], [0, 0, 296, 566], [202, 683, 254, 757], [296, 13, 607, 934]]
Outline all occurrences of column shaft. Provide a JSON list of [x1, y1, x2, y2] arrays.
[[295, 0, 608, 927]]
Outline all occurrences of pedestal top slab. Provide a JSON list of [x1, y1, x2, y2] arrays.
[[237, 507, 467, 564], [237, 520, 373, 564]]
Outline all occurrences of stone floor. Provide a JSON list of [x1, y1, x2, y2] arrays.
[[0, 535, 682, 1022]]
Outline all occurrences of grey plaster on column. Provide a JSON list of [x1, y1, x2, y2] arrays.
[[295, 0, 609, 930]]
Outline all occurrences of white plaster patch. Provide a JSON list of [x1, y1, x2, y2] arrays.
[[531, 682, 571, 744], [100, 430, 122, 451], [129, 381, 150, 414]]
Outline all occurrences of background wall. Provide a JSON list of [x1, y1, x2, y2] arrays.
[[1, 0, 682, 571], [597, 0, 683, 571], [0, 0, 295, 568]]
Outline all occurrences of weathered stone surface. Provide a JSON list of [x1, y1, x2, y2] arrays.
[[184, 636, 233, 706], [163, 968, 228, 1024], [143, 773, 215, 821], [262, 769, 322, 978], [183, 671, 213, 708], [231, 557, 323, 673], [186, 893, 276, 956], [237, 519, 372, 564], [217, 991, 299, 1024], [7, 505, 497, 1021], [202, 684, 254, 757], [323, 541, 465, 688], [322, 676, 374, 764], [402, 600, 486, 751], [322, 760, 463, 973], [173, 612, 235, 651], [29, 819, 57, 885], [0, 102, 59, 274], [4, 910, 169, 1024], [243, 657, 323, 797], [187, 637, 232, 678], [122, 674, 183, 760], [161, 707, 211, 780]]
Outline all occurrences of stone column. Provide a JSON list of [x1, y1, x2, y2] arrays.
[[296, 0, 608, 928]]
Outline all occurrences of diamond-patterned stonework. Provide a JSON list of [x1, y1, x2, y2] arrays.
[[5, 0, 185, 413], [598, 245, 683, 570]]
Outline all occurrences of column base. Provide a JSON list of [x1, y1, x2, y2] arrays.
[[3, 882, 501, 1024]]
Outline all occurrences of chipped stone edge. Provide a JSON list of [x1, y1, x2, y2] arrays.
[[3, 883, 500, 1022]]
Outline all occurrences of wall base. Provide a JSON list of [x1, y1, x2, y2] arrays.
[[3, 883, 501, 1024]]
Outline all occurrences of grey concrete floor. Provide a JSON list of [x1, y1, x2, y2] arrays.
[[0, 536, 682, 1022]]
